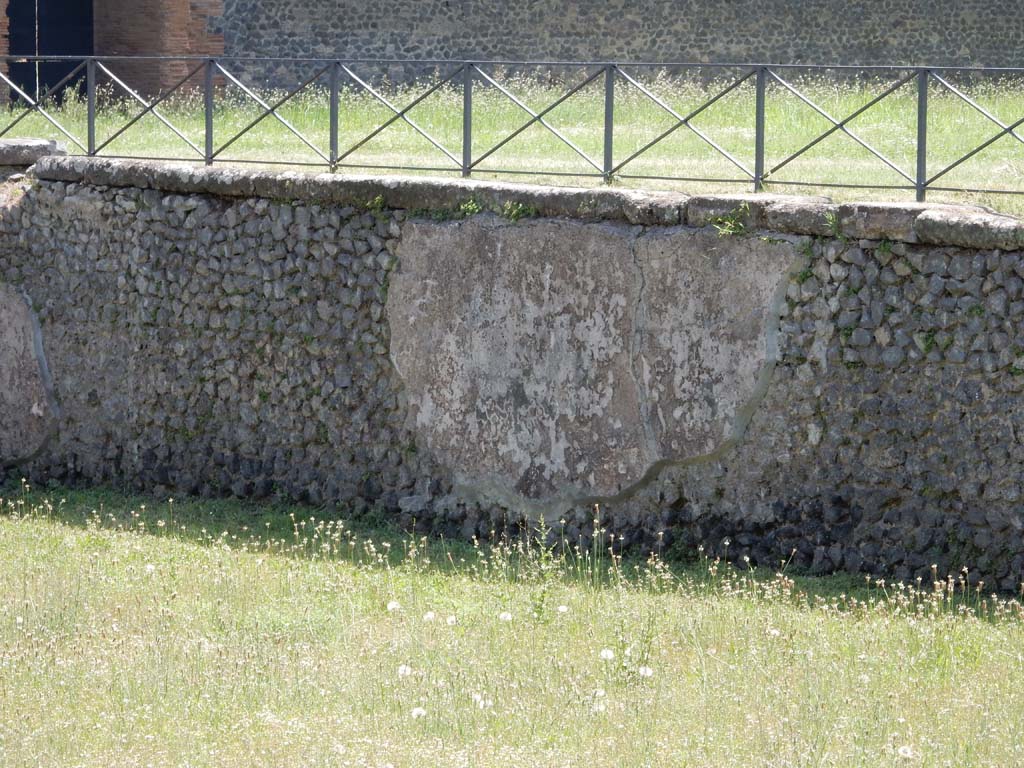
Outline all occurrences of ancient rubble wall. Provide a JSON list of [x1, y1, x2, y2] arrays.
[[3, 156, 1024, 589]]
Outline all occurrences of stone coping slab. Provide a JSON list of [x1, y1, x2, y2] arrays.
[[28, 156, 1022, 248]]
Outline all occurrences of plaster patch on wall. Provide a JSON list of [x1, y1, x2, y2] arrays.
[[635, 229, 799, 457], [0, 283, 60, 467], [389, 216, 801, 512]]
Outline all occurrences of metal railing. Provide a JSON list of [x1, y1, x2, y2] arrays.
[[4, 56, 1024, 200]]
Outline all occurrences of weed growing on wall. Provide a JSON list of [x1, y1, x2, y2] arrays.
[[710, 203, 750, 237], [501, 199, 539, 222]]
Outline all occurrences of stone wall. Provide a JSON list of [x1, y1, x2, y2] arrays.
[[0, 162, 433, 507], [214, 0, 1023, 79], [4, 156, 1024, 590]]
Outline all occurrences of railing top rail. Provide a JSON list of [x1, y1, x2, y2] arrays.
[[4, 55, 1024, 73], [5, 56, 1024, 204]]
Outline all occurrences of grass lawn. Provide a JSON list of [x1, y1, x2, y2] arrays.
[[6, 68, 1024, 214], [2, 484, 1023, 767]]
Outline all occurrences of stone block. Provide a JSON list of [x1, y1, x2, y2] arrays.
[[914, 207, 1024, 251], [764, 198, 838, 236], [837, 202, 987, 243], [0, 139, 66, 168]]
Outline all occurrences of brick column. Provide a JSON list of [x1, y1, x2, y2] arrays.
[[94, 0, 223, 96], [0, 0, 8, 103], [0, 0, 8, 75], [189, 0, 225, 58]]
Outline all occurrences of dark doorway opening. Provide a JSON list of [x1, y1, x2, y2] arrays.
[[7, 0, 94, 101]]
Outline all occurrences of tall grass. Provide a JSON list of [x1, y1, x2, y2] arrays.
[[2, 483, 1024, 767], [6, 69, 1024, 212]]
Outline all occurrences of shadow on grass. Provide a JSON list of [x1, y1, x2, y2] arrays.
[[2, 478, 882, 602]]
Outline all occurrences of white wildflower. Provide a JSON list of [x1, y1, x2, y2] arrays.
[[599, 648, 615, 661], [410, 707, 427, 720], [471, 692, 494, 710]]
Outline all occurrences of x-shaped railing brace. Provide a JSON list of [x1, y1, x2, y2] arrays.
[[469, 65, 604, 174], [762, 70, 916, 186], [93, 61, 206, 158], [0, 63, 87, 151], [609, 67, 756, 180], [925, 72, 1024, 189], [213, 63, 331, 163], [335, 65, 463, 168]]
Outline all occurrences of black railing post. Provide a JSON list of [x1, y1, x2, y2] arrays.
[[604, 64, 615, 183], [754, 67, 766, 193], [916, 68, 928, 202], [462, 64, 473, 178], [204, 59, 215, 166], [329, 61, 340, 172], [86, 58, 96, 156]]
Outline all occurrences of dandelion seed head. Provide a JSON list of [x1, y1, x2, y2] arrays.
[[410, 706, 427, 720], [599, 648, 615, 661], [422, 611, 436, 622], [397, 664, 412, 678], [386, 600, 401, 612], [446, 615, 457, 626], [557, 605, 569, 613], [638, 665, 654, 678], [499, 611, 513, 622]]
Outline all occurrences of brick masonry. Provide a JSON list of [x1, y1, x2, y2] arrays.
[[0, 0, 223, 96], [0, 0, 8, 89], [189, 0, 225, 58], [92, 0, 224, 94]]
